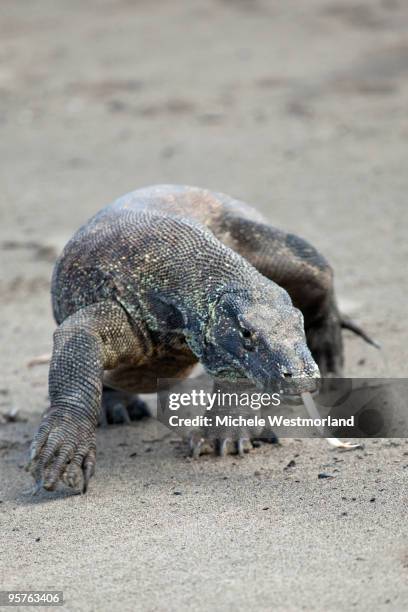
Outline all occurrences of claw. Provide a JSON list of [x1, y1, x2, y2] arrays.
[[61, 463, 82, 491], [82, 450, 96, 494], [189, 436, 205, 459], [43, 480, 58, 491], [29, 447, 38, 462], [31, 480, 44, 496], [29, 425, 50, 461], [237, 438, 249, 457], [115, 402, 131, 425], [43, 444, 76, 490], [192, 440, 204, 459], [187, 433, 255, 458], [218, 438, 230, 457], [82, 471, 90, 494]]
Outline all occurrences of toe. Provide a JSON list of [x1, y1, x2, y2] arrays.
[[43, 443, 76, 490], [28, 421, 52, 463], [190, 436, 205, 459], [218, 438, 231, 457], [29, 430, 64, 484], [62, 462, 83, 491], [237, 437, 251, 457], [61, 444, 96, 492], [82, 448, 96, 493], [114, 402, 131, 425]]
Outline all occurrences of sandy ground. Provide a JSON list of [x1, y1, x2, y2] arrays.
[[1, 0, 408, 610]]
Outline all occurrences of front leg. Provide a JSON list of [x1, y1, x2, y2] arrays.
[[27, 301, 144, 493], [188, 379, 259, 458]]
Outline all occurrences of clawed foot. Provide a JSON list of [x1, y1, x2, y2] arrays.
[[187, 427, 280, 457], [188, 433, 252, 458], [99, 388, 149, 426], [26, 408, 96, 494]]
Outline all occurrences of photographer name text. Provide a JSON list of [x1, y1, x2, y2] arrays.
[[167, 414, 355, 428]]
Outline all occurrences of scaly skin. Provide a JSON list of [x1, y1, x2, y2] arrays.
[[28, 184, 364, 493]]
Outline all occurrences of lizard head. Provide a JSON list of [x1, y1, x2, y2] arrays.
[[196, 283, 320, 394]]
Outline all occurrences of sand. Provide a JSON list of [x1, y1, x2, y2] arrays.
[[1, 1, 407, 610]]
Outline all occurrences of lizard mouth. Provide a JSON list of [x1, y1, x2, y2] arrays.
[[210, 367, 247, 381], [257, 367, 320, 396], [276, 377, 319, 397], [205, 363, 319, 397]]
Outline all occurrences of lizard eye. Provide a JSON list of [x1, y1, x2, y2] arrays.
[[240, 328, 255, 351]]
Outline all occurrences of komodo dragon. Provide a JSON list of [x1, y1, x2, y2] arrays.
[[27, 184, 376, 493]]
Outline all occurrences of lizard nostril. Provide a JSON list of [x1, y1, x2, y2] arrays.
[[283, 371, 293, 378]]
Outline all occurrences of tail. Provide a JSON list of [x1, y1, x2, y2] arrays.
[[340, 315, 381, 349]]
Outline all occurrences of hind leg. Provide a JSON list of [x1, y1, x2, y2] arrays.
[[99, 387, 150, 426], [305, 307, 344, 376], [101, 353, 197, 426]]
